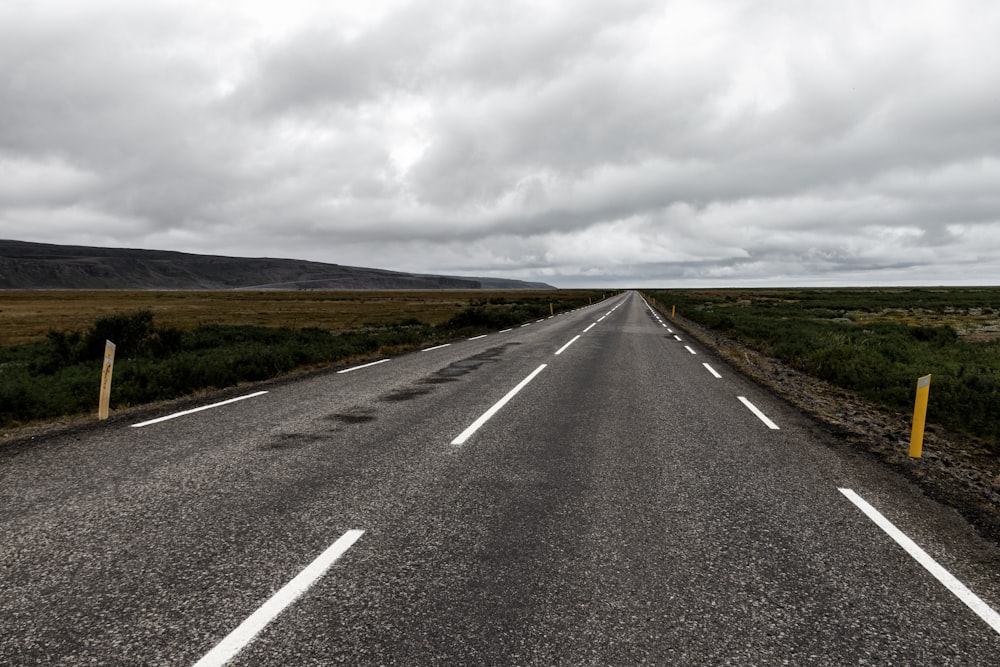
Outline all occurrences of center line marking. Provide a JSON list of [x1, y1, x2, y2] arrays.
[[452, 364, 547, 445], [468, 334, 488, 341], [337, 358, 389, 374], [597, 315, 607, 322], [499, 328, 513, 333], [422, 343, 451, 352], [131, 391, 268, 428], [703, 363, 722, 378], [738, 396, 780, 429], [673, 335, 682, 341], [839, 488, 1000, 636], [583, 323, 597, 333], [684, 345, 697, 355], [193, 529, 364, 667], [555, 335, 581, 355]]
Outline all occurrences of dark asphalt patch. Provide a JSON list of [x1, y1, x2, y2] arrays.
[[381, 387, 434, 402], [263, 433, 326, 450], [328, 412, 377, 424]]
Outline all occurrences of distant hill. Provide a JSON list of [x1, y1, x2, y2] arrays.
[[0, 240, 554, 290]]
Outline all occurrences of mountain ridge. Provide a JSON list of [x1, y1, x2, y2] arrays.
[[0, 240, 554, 290]]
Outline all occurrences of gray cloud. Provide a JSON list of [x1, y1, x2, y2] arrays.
[[2, 0, 1000, 286]]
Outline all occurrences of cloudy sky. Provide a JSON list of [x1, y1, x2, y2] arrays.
[[2, 0, 999, 287]]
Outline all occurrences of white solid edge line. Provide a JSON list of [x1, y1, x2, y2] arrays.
[[131, 391, 268, 428], [583, 323, 597, 333], [468, 334, 488, 341], [703, 363, 722, 378], [685, 345, 697, 355], [193, 529, 365, 667], [451, 364, 547, 445], [738, 396, 780, 430], [555, 335, 581, 356], [422, 343, 452, 352], [336, 358, 389, 374], [839, 488, 1000, 636]]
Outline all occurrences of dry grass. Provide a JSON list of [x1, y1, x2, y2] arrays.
[[0, 290, 583, 345], [843, 309, 1000, 341]]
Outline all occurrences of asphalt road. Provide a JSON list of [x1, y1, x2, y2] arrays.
[[2, 292, 999, 665]]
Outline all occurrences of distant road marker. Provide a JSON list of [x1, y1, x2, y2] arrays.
[[738, 396, 780, 429], [452, 364, 547, 445], [337, 359, 389, 374], [131, 391, 268, 428], [193, 529, 364, 667], [839, 488, 1000, 636], [703, 363, 722, 378]]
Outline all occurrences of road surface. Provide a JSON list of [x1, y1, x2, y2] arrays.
[[2, 292, 999, 664]]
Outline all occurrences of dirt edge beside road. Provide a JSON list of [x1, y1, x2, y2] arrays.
[[658, 307, 1000, 546]]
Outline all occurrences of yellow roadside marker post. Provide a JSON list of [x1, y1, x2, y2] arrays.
[[909, 374, 932, 458], [98, 340, 116, 421], [671, 305, 676, 318], [550, 303, 554, 316]]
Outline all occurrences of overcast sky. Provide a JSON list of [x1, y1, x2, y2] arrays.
[[2, 0, 999, 287]]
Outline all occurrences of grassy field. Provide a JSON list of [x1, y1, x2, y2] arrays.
[[0, 289, 606, 345], [645, 287, 1000, 453], [0, 289, 608, 428]]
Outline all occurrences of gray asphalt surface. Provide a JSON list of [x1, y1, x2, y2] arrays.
[[2, 292, 999, 665]]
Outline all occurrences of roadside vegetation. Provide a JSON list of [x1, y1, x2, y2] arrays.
[[0, 290, 604, 428], [645, 288, 1000, 454]]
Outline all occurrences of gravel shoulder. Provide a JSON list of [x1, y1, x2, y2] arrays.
[[663, 310, 1000, 546]]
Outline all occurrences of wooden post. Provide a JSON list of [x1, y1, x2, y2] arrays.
[[98, 340, 116, 420]]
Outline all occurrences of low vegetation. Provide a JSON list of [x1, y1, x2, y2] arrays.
[[645, 288, 1000, 454], [0, 290, 604, 428]]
